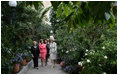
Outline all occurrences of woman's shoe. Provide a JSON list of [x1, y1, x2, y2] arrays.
[[34, 67, 38, 69], [36, 67, 39, 69], [53, 65, 55, 68], [51, 65, 54, 68]]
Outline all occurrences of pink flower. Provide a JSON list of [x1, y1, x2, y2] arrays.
[[60, 61, 64, 66]]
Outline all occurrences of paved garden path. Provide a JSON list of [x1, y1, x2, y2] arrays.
[[25, 58, 67, 74]]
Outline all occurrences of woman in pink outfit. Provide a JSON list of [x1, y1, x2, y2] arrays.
[[39, 39, 47, 67]]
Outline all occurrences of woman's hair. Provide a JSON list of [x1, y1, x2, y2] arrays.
[[40, 39, 43, 42], [47, 39, 49, 42], [50, 36, 54, 41], [33, 41, 37, 44], [45, 39, 49, 42]]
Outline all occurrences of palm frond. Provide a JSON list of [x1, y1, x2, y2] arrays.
[[40, 6, 52, 19]]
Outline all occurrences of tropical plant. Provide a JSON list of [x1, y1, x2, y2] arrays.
[[51, 1, 117, 31], [1, 1, 51, 74]]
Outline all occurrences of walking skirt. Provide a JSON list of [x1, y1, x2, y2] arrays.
[[40, 52, 46, 60]]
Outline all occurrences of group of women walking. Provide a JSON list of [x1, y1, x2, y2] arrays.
[[31, 36, 57, 69]]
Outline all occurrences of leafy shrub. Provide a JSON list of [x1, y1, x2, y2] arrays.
[[81, 38, 117, 74]]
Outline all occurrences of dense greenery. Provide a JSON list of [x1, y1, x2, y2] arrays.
[[81, 37, 117, 74], [50, 1, 117, 74], [1, 1, 51, 74], [51, 1, 116, 31], [1, 1, 117, 74], [53, 22, 116, 74]]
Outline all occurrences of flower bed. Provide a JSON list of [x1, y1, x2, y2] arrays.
[[1, 47, 32, 74], [58, 39, 117, 74]]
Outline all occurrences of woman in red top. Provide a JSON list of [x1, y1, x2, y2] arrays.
[[39, 39, 47, 67]]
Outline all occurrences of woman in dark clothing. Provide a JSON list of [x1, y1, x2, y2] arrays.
[[45, 39, 50, 66], [31, 41, 40, 69]]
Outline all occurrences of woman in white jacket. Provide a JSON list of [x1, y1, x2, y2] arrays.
[[49, 36, 57, 68]]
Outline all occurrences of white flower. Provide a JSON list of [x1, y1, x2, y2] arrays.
[[104, 56, 108, 59], [86, 49, 88, 52], [66, 51, 69, 53], [70, 50, 71, 51], [28, 46, 31, 49], [87, 59, 90, 63], [78, 62, 82, 66], [90, 52, 93, 54], [75, 48, 77, 50], [93, 50, 95, 53], [103, 72, 107, 74], [85, 53, 88, 56], [61, 50, 63, 52], [72, 48, 75, 51], [102, 46, 105, 49], [8, 51, 10, 54], [99, 64, 102, 66]]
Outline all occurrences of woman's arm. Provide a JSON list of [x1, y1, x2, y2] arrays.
[[37, 45, 40, 54], [54, 43, 57, 52], [31, 46, 34, 58], [31, 46, 33, 54]]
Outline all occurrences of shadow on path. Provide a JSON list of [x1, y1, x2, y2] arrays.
[[25, 58, 67, 74]]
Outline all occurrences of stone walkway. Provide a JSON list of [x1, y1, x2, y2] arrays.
[[25, 58, 67, 74]]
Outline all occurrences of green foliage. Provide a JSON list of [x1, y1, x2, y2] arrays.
[[1, 1, 51, 74], [2, 1, 51, 48], [25, 1, 44, 10], [56, 3, 62, 18], [53, 9, 116, 73], [55, 26, 88, 63], [51, 1, 61, 10], [51, 1, 117, 31], [1, 1, 117, 74], [1, 56, 14, 74], [81, 38, 117, 74], [50, 9, 64, 34]]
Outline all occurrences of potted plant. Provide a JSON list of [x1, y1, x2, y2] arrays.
[[21, 51, 29, 66], [26, 56, 31, 62], [10, 54, 23, 73], [26, 51, 32, 62], [1, 56, 14, 74]]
